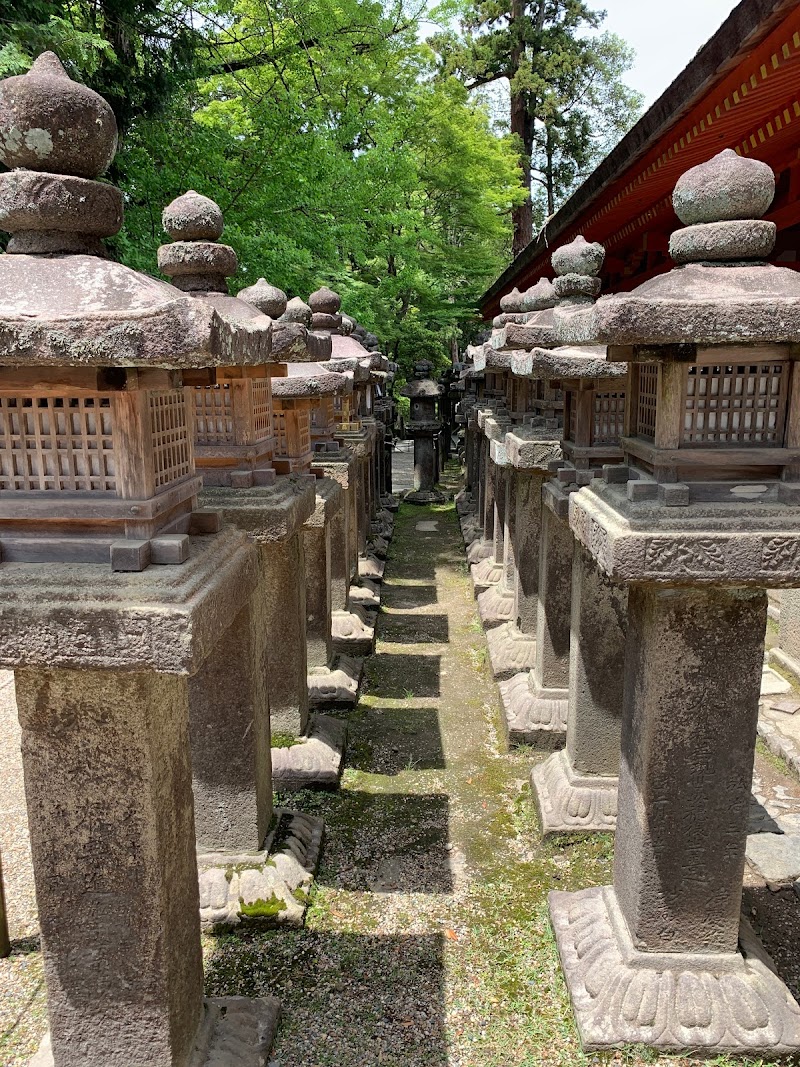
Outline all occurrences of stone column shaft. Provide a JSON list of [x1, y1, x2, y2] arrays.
[[17, 668, 204, 1066], [615, 584, 766, 953], [189, 577, 272, 853], [567, 544, 627, 775], [533, 502, 572, 697], [303, 522, 333, 672], [513, 469, 543, 635], [328, 495, 350, 613], [262, 536, 309, 737], [413, 435, 436, 492]]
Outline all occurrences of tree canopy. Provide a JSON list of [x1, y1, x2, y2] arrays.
[[429, 0, 643, 254], [1, 0, 640, 374]]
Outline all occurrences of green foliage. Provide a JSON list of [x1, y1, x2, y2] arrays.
[[428, 0, 643, 243]]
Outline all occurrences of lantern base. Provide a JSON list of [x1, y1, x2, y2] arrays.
[[550, 885, 800, 1054], [31, 997, 281, 1067], [477, 582, 515, 628], [486, 622, 536, 680], [332, 607, 375, 657], [197, 808, 324, 929], [271, 713, 346, 791], [308, 655, 363, 707], [470, 554, 503, 592], [499, 672, 567, 749], [532, 749, 617, 837], [404, 488, 445, 505]]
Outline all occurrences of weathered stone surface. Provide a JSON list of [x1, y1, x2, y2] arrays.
[[32, 997, 282, 1067], [486, 622, 535, 680], [0, 528, 257, 674], [511, 344, 622, 382], [616, 584, 765, 953], [477, 581, 514, 628], [499, 286, 525, 312], [569, 480, 800, 587], [669, 219, 776, 264], [0, 52, 116, 178], [745, 832, 800, 886], [271, 714, 347, 791], [198, 809, 324, 928], [158, 240, 238, 287], [0, 253, 272, 368], [308, 654, 363, 706], [238, 277, 287, 318], [672, 148, 775, 225], [280, 296, 312, 326], [499, 672, 568, 748], [199, 477, 316, 544], [309, 285, 341, 314], [521, 278, 557, 311], [532, 749, 617, 836], [331, 607, 375, 657], [551, 235, 605, 278], [470, 553, 503, 591], [162, 190, 224, 241], [550, 885, 800, 1053], [0, 170, 122, 241], [358, 552, 385, 581], [271, 361, 350, 398]]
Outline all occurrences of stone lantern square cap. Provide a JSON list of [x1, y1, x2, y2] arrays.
[[271, 361, 351, 398], [511, 344, 625, 382], [471, 345, 513, 373], [586, 150, 800, 349]]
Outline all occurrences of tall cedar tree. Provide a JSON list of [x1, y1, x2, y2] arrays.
[[429, 0, 642, 256]]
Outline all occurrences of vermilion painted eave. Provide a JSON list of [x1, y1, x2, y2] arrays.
[[480, 0, 800, 320]]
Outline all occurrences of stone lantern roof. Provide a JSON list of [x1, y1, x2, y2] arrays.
[[0, 53, 268, 369], [511, 344, 624, 382], [237, 285, 331, 362], [492, 278, 557, 329], [158, 189, 273, 360], [588, 149, 800, 347], [270, 362, 351, 399]]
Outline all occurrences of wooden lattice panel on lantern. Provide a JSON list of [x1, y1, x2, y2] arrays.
[[251, 379, 273, 443], [681, 361, 788, 446], [0, 394, 117, 492], [593, 391, 626, 446], [194, 384, 233, 445], [636, 364, 658, 441], [273, 402, 312, 472], [149, 391, 193, 489]]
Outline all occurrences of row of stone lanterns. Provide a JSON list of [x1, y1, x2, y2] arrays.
[[458, 147, 800, 1054], [0, 53, 395, 1065]]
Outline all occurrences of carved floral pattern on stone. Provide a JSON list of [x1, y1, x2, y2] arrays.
[[644, 537, 726, 576], [551, 885, 800, 1053], [477, 584, 515, 627], [198, 809, 324, 929], [499, 673, 568, 747], [533, 750, 617, 834], [761, 537, 800, 573], [471, 555, 503, 586], [486, 623, 536, 679]]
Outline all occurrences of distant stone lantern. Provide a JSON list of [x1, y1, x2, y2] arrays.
[[552, 150, 800, 1055], [400, 359, 445, 504], [0, 52, 278, 1063], [157, 196, 325, 925]]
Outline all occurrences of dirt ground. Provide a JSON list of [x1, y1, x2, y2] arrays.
[[2, 477, 800, 1065]]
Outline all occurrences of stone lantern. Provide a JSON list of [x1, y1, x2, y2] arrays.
[[0, 53, 278, 1062], [552, 150, 800, 1054], [489, 238, 606, 749], [400, 360, 445, 504], [157, 196, 325, 924]]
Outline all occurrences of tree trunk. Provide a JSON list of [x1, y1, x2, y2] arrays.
[[510, 0, 534, 257]]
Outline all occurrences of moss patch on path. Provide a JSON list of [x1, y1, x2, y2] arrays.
[[204, 496, 785, 1067]]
